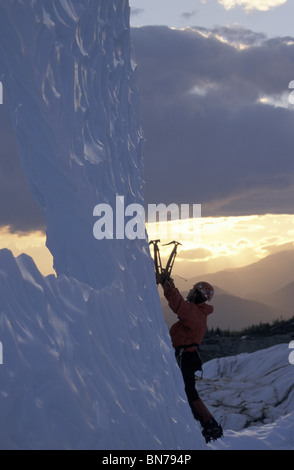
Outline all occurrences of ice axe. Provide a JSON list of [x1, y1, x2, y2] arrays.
[[149, 240, 182, 284], [162, 241, 182, 279], [149, 240, 162, 284]]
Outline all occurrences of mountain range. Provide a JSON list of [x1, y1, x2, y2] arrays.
[[160, 248, 294, 331]]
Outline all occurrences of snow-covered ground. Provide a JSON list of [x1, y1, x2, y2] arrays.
[[0, 0, 293, 450], [201, 344, 294, 450], [213, 413, 294, 450]]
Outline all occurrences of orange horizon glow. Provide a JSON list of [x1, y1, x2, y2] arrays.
[[0, 213, 293, 278]]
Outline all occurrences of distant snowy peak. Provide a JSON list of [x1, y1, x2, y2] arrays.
[[0, 0, 145, 289]]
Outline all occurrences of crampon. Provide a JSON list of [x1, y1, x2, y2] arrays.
[[202, 418, 223, 443]]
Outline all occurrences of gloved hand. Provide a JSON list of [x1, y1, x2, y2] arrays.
[[156, 271, 175, 287], [155, 272, 162, 285], [165, 277, 175, 288]]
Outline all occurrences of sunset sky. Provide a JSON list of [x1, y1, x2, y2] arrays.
[[130, 0, 294, 279], [0, 0, 294, 277], [147, 213, 294, 279]]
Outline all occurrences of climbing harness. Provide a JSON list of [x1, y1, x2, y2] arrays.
[[175, 344, 203, 381], [149, 240, 182, 284], [175, 344, 199, 368]]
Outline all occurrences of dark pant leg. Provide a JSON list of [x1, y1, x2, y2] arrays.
[[177, 351, 203, 420]]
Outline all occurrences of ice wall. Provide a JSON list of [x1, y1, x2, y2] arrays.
[[0, 1, 203, 449], [0, 0, 145, 289], [0, 248, 203, 450]]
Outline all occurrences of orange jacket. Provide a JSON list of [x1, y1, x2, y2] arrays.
[[164, 284, 214, 349]]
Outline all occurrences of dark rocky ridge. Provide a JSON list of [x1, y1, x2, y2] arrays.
[[200, 316, 294, 363]]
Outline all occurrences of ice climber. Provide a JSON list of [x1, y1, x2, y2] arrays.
[[158, 274, 223, 443]]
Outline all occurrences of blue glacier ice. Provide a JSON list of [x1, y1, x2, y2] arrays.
[[0, 0, 203, 450], [0, 0, 146, 289]]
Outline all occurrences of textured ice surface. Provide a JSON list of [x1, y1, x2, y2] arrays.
[[0, 0, 204, 450], [0, 0, 145, 289], [202, 344, 294, 431], [202, 344, 294, 450], [0, 248, 203, 450]]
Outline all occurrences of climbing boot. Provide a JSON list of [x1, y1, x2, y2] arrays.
[[202, 417, 223, 443]]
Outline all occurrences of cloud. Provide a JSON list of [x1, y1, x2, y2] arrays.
[[130, 7, 145, 17], [131, 25, 294, 216], [218, 0, 288, 12], [178, 247, 213, 261], [181, 10, 197, 20], [1, 24, 294, 234], [197, 25, 267, 48]]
